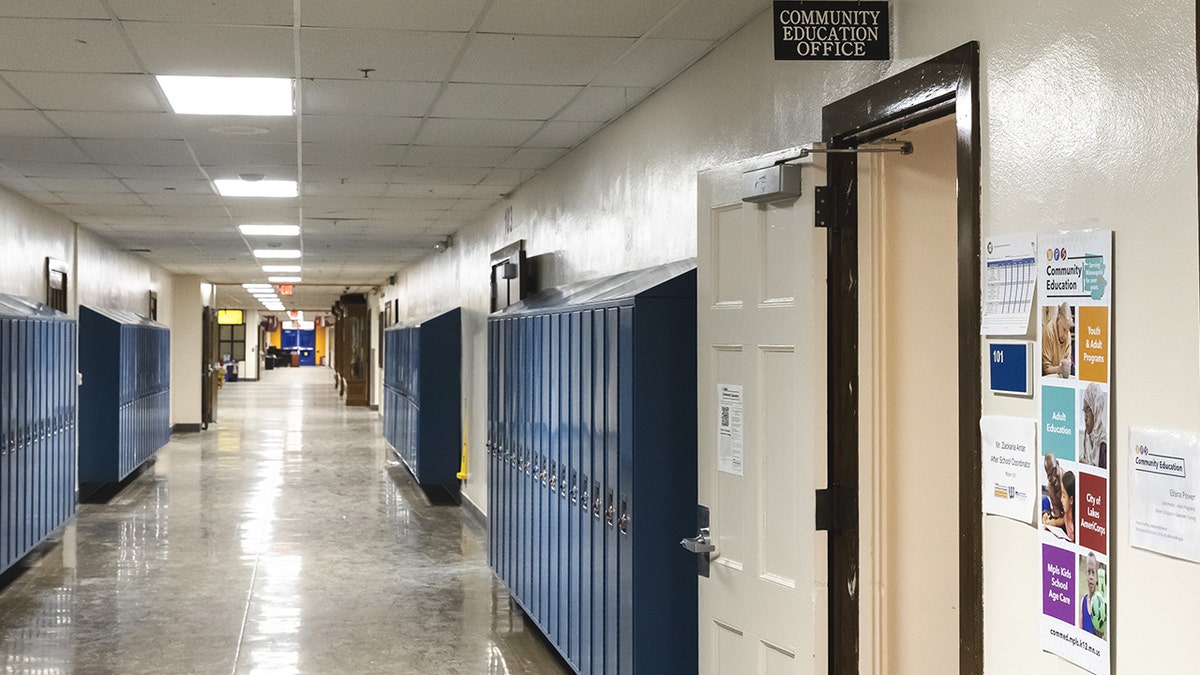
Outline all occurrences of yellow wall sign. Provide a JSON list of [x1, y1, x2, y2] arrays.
[[217, 309, 244, 325]]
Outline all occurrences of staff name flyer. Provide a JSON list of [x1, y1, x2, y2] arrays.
[[1128, 427, 1200, 563], [982, 232, 1038, 335], [980, 415, 1037, 523], [1037, 230, 1111, 675]]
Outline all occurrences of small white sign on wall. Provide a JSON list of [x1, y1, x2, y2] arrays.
[[980, 415, 1038, 523], [1129, 427, 1200, 563], [717, 384, 744, 476]]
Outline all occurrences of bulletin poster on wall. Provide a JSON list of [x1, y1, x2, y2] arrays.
[[1037, 230, 1111, 674]]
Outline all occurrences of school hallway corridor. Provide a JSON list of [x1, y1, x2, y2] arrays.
[[0, 367, 568, 674]]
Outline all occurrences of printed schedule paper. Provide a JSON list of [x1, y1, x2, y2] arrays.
[[982, 233, 1037, 335]]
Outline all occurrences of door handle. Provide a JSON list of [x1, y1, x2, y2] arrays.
[[680, 527, 716, 554]]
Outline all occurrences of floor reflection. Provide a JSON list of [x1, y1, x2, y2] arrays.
[[0, 368, 568, 674]]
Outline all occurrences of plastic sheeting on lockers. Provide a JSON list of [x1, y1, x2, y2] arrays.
[[382, 307, 462, 492], [78, 306, 170, 486], [487, 262, 698, 675], [0, 294, 77, 575]]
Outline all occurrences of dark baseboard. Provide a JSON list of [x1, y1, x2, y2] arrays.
[[368, 403, 379, 411], [172, 423, 202, 433]]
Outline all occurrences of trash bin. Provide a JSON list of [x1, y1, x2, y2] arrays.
[[290, 352, 300, 368]]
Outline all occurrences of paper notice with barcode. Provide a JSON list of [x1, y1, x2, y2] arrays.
[[717, 384, 744, 476]]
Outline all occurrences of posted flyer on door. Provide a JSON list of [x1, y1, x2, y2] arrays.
[[1037, 230, 1111, 675]]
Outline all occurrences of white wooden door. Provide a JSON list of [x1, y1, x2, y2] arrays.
[[696, 151, 827, 674], [858, 115, 960, 673]]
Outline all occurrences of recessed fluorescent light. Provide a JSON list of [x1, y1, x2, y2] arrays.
[[242, 283, 274, 290], [253, 249, 301, 259], [268, 276, 301, 283], [239, 224, 300, 236], [156, 75, 294, 116], [261, 265, 301, 273], [215, 179, 297, 198]]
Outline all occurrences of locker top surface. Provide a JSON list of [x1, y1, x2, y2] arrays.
[[80, 304, 167, 329], [385, 306, 462, 333], [0, 293, 72, 320], [491, 258, 696, 317]]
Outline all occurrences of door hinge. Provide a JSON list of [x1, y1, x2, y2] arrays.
[[815, 485, 858, 531], [814, 185, 834, 228]]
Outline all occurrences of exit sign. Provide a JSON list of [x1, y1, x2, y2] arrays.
[[278, 284, 294, 296]]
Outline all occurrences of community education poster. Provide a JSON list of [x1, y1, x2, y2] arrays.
[[1037, 230, 1111, 674]]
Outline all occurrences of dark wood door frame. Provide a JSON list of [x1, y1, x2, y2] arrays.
[[821, 42, 982, 673]]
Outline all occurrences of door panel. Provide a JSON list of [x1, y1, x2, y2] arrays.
[[697, 152, 827, 674]]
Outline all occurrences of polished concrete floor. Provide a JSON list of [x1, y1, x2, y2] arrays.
[[0, 367, 570, 674]]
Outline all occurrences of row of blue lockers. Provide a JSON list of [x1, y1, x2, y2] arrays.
[[0, 295, 78, 574], [0, 297, 172, 575], [486, 263, 698, 675], [79, 306, 171, 486], [381, 308, 461, 492]]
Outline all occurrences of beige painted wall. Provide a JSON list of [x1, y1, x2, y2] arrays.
[[382, 2, 1198, 672]]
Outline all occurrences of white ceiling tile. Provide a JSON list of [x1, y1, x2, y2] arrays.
[[465, 184, 512, 199], [301, 115, 420, 145], [592, 38, 715, 87], [11, 190, 67, 205], [0, 19, 140, 73], [384, 184, 473, 198], [45, 111, 181, 139], [403, 145, 514, 168], [122, 179, 215, 194], [303, 80, 440, 116], [0, 1, 109, 19], [650, 0, 770, 40], [0, 110, 65, 137], [152, 205, 236, 218], [55, 192, 145, 205], [54, 203, 158, 217], [77, 138, 195, 165], [390, 166, 489, 185], [109, 0, 293, 25], [556, 86, 651, 122], [302, 182, 388, 198], [179, 116, 297, 143], [124, 23, 294, 77], [203, 164, 296, 181], [478, 167, 538, 187], [415, 119, 542, 147], [104, 164, 207, 180], [4, 73, 164, 112], [0, 138, 90, 163], [300, 0, 487, 31], [4, 161, 111, 178], [453, 34, 634, 86], [374, 197, 458, 210], [524, 120, 604, 148], [432, 83, 581, 120], [138, 192, 225, 207], [302, 142, 405, 167], [30, 177, 130, 193], [499, 147, 567, 169], [0, 174, 50, 192], [303, 165, 397, 183], [300, 28, 465, 82], [0, 80, 32, 110], [190, 141, 296, 166], [480, 0, 675, 37]]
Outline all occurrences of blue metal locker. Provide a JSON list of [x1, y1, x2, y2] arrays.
[[380, 308, 461, 495], [78, 305, 170, 488], [0, 294, 76, 575]]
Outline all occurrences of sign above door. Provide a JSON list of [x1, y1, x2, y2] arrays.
[[774, 1, 890, 61]]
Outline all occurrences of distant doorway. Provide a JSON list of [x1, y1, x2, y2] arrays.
[[281, 328, 317, 366]]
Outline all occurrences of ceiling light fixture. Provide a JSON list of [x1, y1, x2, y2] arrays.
[[242, 283, 274, 290], [267, 276, 301, 283], [215, 179, 297, 198], [253, 249, 302, 259], [261, 265, 301, 273], [156, 75, 294, 116], [239, 224, 300, 236]]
